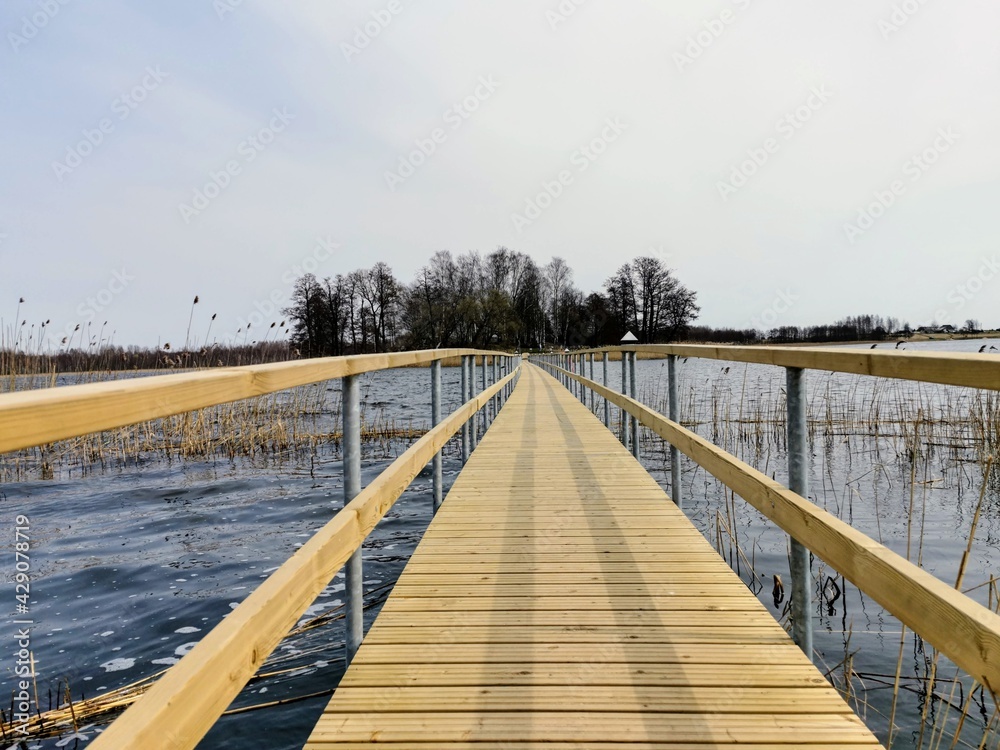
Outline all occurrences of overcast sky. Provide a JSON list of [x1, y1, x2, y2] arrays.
[[2, 0, 999, 348]]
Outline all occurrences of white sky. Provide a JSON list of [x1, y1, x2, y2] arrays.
[[2, 0, 999, 347]]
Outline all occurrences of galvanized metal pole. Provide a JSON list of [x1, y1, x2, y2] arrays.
[[492, 356, 499, 418], [786, 366, 813, 661], [501, 357, 507, 404], [431, 360, 443, 513], [668, 354, 681, 509], [620, 351, 629, 447], [602, 352, 610, 428], [342, 374, 363, 664], [588, 353, 595, 412], [579, 355, 586, 404], [481, 355, 488, 432], [461, 355, 469, 463], [629, 351, 639, 459], [470, 356, 478, 453]]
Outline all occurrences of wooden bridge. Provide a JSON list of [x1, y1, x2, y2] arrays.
[[306, 364, 881, 747], [3, 345, 1000, 748]]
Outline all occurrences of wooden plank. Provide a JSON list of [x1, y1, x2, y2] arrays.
[[327, 685, 851, 713], [380, 596, 765, 612], [394, 572, 758, 584], [307, 365, 882, 748], [362, 625, 792, 646], [338, 663, 836, 689], [369, 610, 784, 628], [309, 712, 877, 744], [351, 642, 808, 665], [389, 583, 753, 597]]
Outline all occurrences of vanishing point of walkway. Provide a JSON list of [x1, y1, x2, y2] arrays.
[[305, 363, 883, 748]]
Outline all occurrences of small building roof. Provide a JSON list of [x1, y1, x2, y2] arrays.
[[620, 331, 639, 343]]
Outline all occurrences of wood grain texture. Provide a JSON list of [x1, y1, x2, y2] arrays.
[[87, 367, 519, 750], [0, 348, 509, 454], [571, 344, 1000, 391], [540, 359, 1000, 694], [306, 365, 881, 748]]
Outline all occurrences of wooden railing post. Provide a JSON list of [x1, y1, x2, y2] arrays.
[[342, 374, 363, 664], [786, 366, 813, 660], [668, 354, 681, 509], [431, 360, 443, 514]]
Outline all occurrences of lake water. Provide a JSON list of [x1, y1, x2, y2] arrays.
[[2, 342, 998, 748]]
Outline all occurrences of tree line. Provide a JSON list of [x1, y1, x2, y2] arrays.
[[282, 249, 942, 356], [283, 248, 700, 355]]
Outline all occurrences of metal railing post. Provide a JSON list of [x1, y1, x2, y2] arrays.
[[579, 355, 586, 404], [470, 356, 478, 453], [629, 351, 639, 459], [493, 356, 499, 417], [668, 354, 681, 509], [481, 355, 488, 432], [603, 352, 610, 428], [501, 357, 508, 404], [786, 366, 813, 661], [342, 374, 363, 664], [589, 353, 595, 411], [620, 350, 629, 447], [461, 355, 470, 463], [431, 360, 443, 513]]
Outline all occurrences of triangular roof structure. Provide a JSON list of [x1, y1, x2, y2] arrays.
[[620, 331, 639, 343]]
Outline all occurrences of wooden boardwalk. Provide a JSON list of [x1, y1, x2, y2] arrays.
[[305, 363, 883, 748]]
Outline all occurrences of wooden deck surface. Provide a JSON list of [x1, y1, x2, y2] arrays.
[[305, 363, 883, 748]]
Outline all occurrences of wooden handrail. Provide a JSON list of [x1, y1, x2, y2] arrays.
[[534, 360, 1000, 693], [88, 365, 519, 750], [0, 349, 509, 454], [562, 344, 1000, 391]]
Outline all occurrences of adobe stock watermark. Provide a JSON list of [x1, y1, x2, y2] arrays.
[[384, 75, 500, 192], [878, 0, 931, 40], [843, 127, 959, 245], [51, 66, 170, 183], [673, 0, 755, 71], [222, 236, 339, 344], [717, 85, 833, 201], [177, 107, 294, 224], [214, 0, 245, 21], [510, 117, 628, 234], [932, 256, 1000, 327], [53, 268, 135, 347], [546, 0, 589, 31], [341, 0, 406, 64], [648, 245, 673, 265], [7, 0, 71, 53], [750, 289, 799, 331]]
